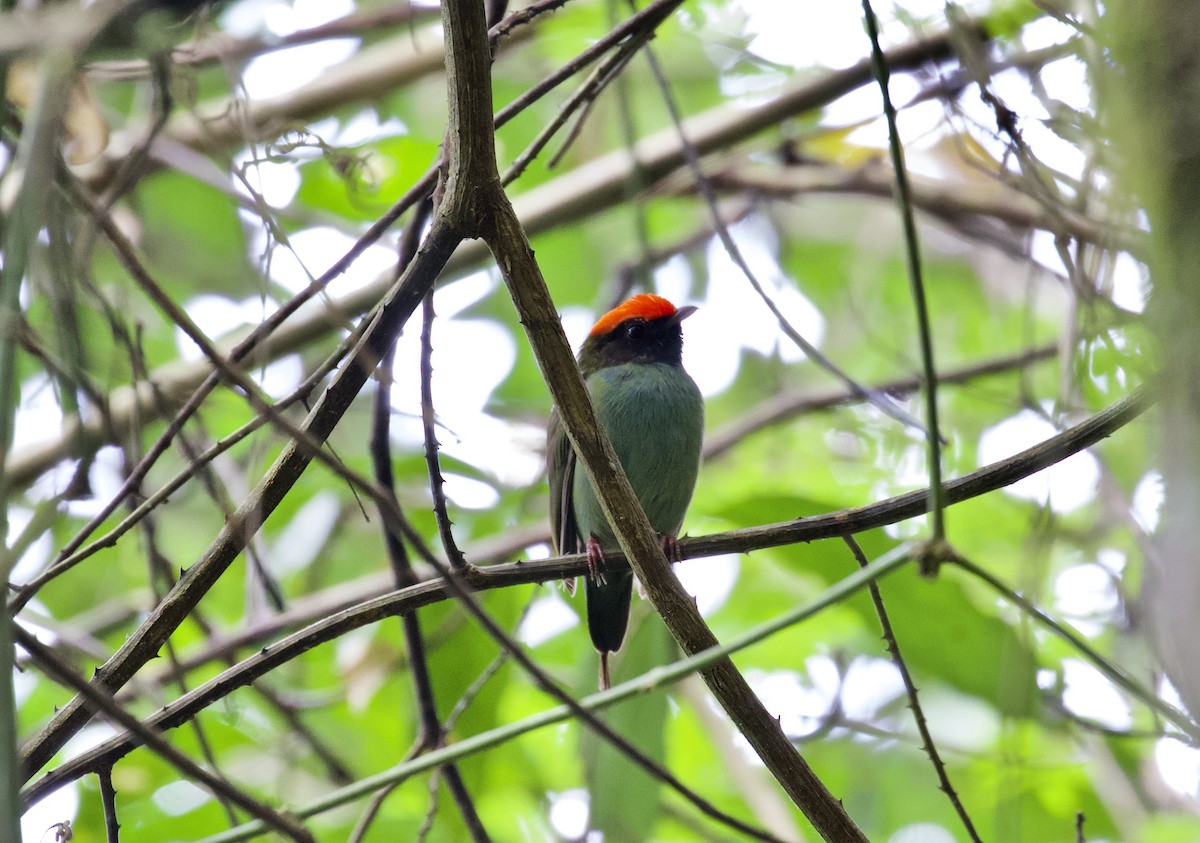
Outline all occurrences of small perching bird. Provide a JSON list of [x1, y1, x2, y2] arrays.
[[547, 295, 704, 688]]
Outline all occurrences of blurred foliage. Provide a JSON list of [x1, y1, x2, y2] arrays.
[[1, 1, 1184, 842]]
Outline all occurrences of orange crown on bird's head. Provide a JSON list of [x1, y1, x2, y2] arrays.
[[589, 294, 680, 337]]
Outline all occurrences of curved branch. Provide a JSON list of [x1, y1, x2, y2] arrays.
[[21, 382, 1151, 807]]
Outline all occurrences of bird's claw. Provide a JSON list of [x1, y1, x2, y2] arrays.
[[661, 534, 682, 564], [586, 535, 607, 586]]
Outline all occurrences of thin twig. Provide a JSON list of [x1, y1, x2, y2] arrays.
[[419, 291, 469, 571], [16, 206, 463, 784], [98, 766, 120, 843], [8, 171, 437, 614], [951, 556, 1198, 741], [493, 0, 685, 131], [7, 22, 981, 492], [632, 12, 931, 440], [180, 549, 913, 843], [15, 627, 316, 843], [705, 345, 1058, 460], [843, 537, 983, 843], [87, 4, 440, 77], [489, 13, 868, 843], [25, 365, 1147, 808], [366, 200, 490, 842], [9, 349, 343, 609], [861, 0, 946, 541], [502, 27, 648, 185]]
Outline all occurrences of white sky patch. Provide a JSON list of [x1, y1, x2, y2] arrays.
[[242, 39, 361, 101], [219, 0, 275, 37], [1132, 471, 1163, 532], [252, 352, 304, 400], [275, 0, 353, 32], [651, 252, 692, 307], [21, 784, 78, 843], [674, 553, 739, 617], [840, 657, 903, 722], [387, 309, 520, 483], [1020, 14, 1080, 52], [393, 318, 515, 421], [560, 306, 596, 353], [151, 779, 211, 817], [1096, 547, 1126, 576], [1110, 252, 1148, 312], [15, 609, 59, 647], [14, 645, 39, 706], [7, 505, 53, 586], [682, 218, 824, 397], [517, 590, 579, 647], [267, 491, 341, 577], [324, 110, 410, 147], [910, 688, 999, 751], [442, 472, 500, 510], [1156, 737, 1200, 798], [436, 269, 497, 316], [738, 0, 872, 71], [1054, 563, 1118, 629], [747, 657, 843, 740], [1061, 659, 1132, 730], [842, 77, 943, 150], [12, 373, 61, 454], [978, 409, 1099, 513], [548, 789, 590, 841], [237, 154, 301, 208], [176, 294, 271, 361], [27, 445, 127, 522], [1040, 54, 1092, 114], [888, 823, 957, 843], [268, 226, 398, 298], [238, 0, 358, 100], [440, 414, 545, 488]]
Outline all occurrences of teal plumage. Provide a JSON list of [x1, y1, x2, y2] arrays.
[[547, 295, 703, 688]]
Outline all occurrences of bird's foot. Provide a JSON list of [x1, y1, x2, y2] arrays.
[[661, 534, 682, 564], [586, 535, 607, 586]]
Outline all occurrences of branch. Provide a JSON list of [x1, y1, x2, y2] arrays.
[[862, 0, 946, 540], [16, 627, 315, 842], [20, 382, 1152, 807], [705, 162, 1144, 257], [477, 24, 869, 843], [66, 548, 913, 843], [843, 537, 981, 842], [6, 21, 977, 489], [17, 214, 463, 780]]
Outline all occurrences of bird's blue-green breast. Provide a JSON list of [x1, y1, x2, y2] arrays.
[[571, 361, 703, 547]]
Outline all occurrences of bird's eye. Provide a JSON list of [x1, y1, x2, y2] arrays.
[[625, 322, 645, 341]]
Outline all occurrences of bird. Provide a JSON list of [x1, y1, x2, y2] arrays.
[[547, 294, 704, 689]]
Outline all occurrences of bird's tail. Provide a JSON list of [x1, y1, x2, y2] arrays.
[[587, 571, 633, 688]]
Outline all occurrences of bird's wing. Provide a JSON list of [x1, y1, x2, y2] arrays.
[[546, 406, 580, 594]]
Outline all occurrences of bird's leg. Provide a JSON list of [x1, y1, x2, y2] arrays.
[[586, 535, 607, 586], [660, 533, 682, 564]]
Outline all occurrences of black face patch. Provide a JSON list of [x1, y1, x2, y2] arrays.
[[590, 316, 685, 369]]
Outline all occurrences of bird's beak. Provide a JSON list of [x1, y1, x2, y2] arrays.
[[672, 305, 698, 324]]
